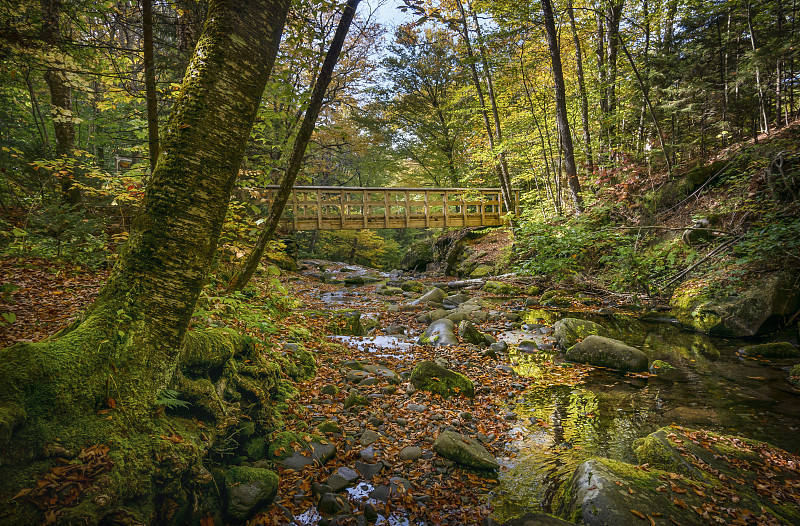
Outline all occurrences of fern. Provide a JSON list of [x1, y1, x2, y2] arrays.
[[155, 389, 191, 409]]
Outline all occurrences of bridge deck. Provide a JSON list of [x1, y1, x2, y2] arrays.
[[238, 186, 520, 231]]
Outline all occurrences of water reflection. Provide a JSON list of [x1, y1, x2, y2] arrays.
[[493, 309, 800, 521]]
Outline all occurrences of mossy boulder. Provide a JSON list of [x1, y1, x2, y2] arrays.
[[224, 466, 279, 522], [790, 364, 800, 386], [433, 430, 498, 470], [670, 271, 800, 337], [470, 264, 494, 278], [376, 282, 404, 296], [410, 361, 474, 398], [317, 421, 341, 434], [553, 318, 608, 349], [565, 335, 648, 372], [401, 280, 425, 293], [483, 281, 522, 295], [323, 309, 365, 336], [458, 320, 486, 345], [344, 392, 369, 409], [500, 513, 574, 526], [738, 342, 800, 358]]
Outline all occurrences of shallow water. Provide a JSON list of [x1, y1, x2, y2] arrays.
[[491, 309, 800, 521]]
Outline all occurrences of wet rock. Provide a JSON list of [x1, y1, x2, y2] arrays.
[[318, 492, 351, 515], [279, 441, 337, 470], [410, 360, 475, 398], [355, 461, 384, 479], [433, 430, 499, 470], [517, 340, 539, 353], [407, 403, 427, 412], [458, 320, 486, 345], [385, 325, 406, 335], [791, 364, 800, 386], [565, 335, 648, 372], [446, 312, 469, 323], [412, 287, 448, 305], [738, 342, 800, 358], [648, 359, 686, 382], [399, 446, 423, 461], [417, 319, 458, 347], [344, 276, 365, 285], [553, 318, 608, 349], [225, 466, 279, 522], [670, 271, 800, 337], [481, 348, 497, 359], [496, 365, 516, 375]]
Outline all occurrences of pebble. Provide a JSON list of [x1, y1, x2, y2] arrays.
[[407, 403, 427, 412], [355, 461, 384, 479], [326, 473, 349, 492], [359, 446, 375, 462], [395, 417, 408, 427], [360, 430, 379, 446], [460, 411, 473, 421]]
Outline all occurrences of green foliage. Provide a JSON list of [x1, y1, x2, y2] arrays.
[[733, 212, 800, 268], [308, 229, 402, 270]]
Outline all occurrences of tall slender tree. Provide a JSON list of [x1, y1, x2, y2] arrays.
[[542, 0, 583, 215]]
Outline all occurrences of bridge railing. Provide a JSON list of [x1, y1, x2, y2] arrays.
[[237, 186, 520, 230]]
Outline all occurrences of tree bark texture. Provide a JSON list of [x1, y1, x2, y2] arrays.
[[229, 0, 361, 292], [566, 0, 594, 176], [143, 0, 160, 172], [41, 0, 81, 205], [1, 0, 290, 445], [542, 0, 583, 215]]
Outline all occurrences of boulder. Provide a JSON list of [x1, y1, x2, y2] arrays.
[[362, 364, 400, 383], [565, 335, 648, 372], [670, 271, 800, 337], [517, 340, 539, 353], [553, 318, 608, 349], [412, 287, 448, 305], [738, 342, 800, 358], [443, 293, 471, 308], [458, 320, 486, 345], [225, 466, 279, 522], [433, 430, 499, 470], [409, 360, 474, 398], [470, 264, 493, 278], [791, 364, 800, 386], [417, 318, 458, 347]]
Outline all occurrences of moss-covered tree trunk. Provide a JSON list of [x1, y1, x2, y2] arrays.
[[0, 0, 290, 522]]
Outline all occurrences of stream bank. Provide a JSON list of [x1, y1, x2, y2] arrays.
[[250, 260, 800, 525]]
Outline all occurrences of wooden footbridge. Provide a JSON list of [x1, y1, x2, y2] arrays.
[[238, 186, 520, 231]]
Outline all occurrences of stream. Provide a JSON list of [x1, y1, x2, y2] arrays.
[[490, 308, 800, 522]]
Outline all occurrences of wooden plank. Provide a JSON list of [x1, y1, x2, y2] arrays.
[[363, 189, 368, 228], [383, 190, 389, 229], [424, 190, 430, 227], [404, 189, 410, 228]]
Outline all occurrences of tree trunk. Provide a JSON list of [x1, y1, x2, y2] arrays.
[[454, 0, 514, 214], [566, 0, 594, 176], [468, 3, 514, 215], [0, 0, 290, 521], [747, 1, 770, 134], [542, 0, 583, 215], [228, 0, 361, 293], [41, 0, 80, 206], [143, 0, 160, 172]]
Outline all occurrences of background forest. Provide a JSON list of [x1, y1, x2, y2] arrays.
[[1, 0, 798, 281]]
